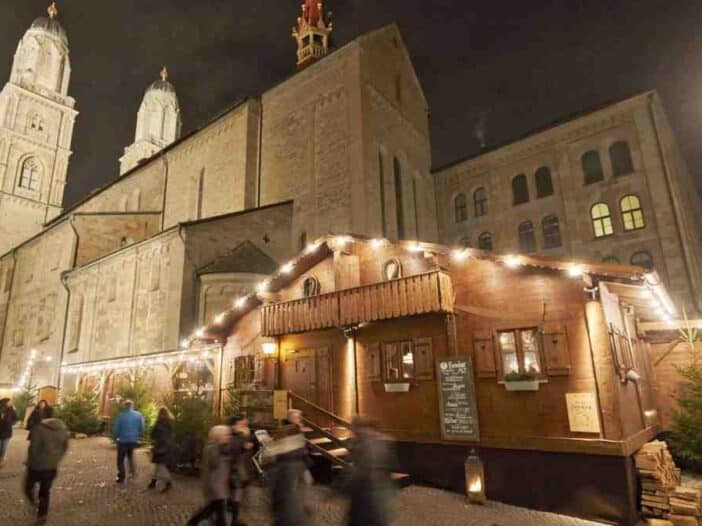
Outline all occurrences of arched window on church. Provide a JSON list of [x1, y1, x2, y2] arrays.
[[478, 232, 493, 251], [512, 174, 529, 205], [518, 220, 536, 253], [474, 187, 487, 217], [582, 150, 604, 185], [29, 114, 44, 132], [534, 167, 553, 198], [19, 158, 41, 191], [454, 193, 467, 223], [542, 215, 562, 249], [610, 141, 634, 176]]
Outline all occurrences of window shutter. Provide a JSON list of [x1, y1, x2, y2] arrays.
[[541, 322, 571, 376], [365, 343, 381, 382], [413, 337, 434, 380], [473, 329, 497, 378]]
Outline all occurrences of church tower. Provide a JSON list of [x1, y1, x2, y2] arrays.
[[0, 2, 78, 254], [292, 0, 333, 69], [120, 67, 181, 175]]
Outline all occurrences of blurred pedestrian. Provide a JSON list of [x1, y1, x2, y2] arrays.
[[186, 425, 232, 526], [228, 415, 254, 526], [26, 400, 50, 440], [112, 399, 144, 484], [148, 406, 174, 492], [346, 417, 394, 526], [0, 398, 17, 468], [267, 410, 310, 526], [24, 405, 69, 525]]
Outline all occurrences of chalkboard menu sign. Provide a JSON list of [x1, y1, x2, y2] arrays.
[[436, 357, 480, 441]]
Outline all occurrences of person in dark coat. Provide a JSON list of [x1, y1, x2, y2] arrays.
[[0, 398, 18, 468], [228, 415, 254, 526], [26, 400, 50, 439], [186, 425, 232, 526], [267, 410, 310, 526], [148, 406, 174, 492], [24, 405, 70, 524], [346, 417, 395, 526]]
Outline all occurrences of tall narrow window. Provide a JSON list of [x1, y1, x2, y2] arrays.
[[478, 232, 493, 251], [394, 157, 405, 239], [582, 150, 604, 185], [298, 232, 307, 252], [534, 167, 554, 198], [412, 178, 419, 237], [610, 141, 634, 176], [196, 168, 205, 219], [512, 175, 529, 205], [454, 193, 467, 223], [542, 215, 562, 249], [474, 187, 487, 217], [149, 254, 161, 291], [591, 202, 614, 238], [497, 329, 542, 377], [518, 221, 536, 253], [631, 250, 654, 270], [378, 152, 387, 237], [19, 158, 41, 191], [620, 194, 645, 231]]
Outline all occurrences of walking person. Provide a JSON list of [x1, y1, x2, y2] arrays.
[[346, 417, 395, 526], [186, 425, 232, 526], [24, 405, 70, 525], [26, 400, 50, 440], [228, 415, 254, 526], [148, 407, 174, 492], [0, 398, 18, 468], [112, 399, 144, 484]]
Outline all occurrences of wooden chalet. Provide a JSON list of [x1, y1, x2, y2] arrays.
[[202, 235, 676, 525]]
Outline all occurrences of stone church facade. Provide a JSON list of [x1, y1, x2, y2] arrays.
[[0, 2, 699, 396]]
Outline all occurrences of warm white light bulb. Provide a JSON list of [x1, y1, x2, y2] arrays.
[[195, 328, 205, 339], [370, 238, 385, 249], [234, 297, 247, 308], [407, 242, 423, 253], [257, 281, 268, 294], [451, 249, 469, 262], [567, 265, 584, 278], [281, 262, 294, 274], [504, 255, 521, 268], [214, 313, 226, 324]]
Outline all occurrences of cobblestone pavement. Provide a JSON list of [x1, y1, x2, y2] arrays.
[[0, 429, 605, 526]]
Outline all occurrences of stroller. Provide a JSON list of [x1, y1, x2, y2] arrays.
[[250, 428, 273, 486]]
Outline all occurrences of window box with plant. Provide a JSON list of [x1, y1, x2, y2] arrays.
[[378, 337, 434, 392], [503, 370, 540, 391], [497, 328, 544, 391]]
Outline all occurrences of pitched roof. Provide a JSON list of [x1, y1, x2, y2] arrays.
[[197, 240, 278, 276]]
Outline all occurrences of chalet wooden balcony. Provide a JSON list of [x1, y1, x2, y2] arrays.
[[261, 270, 454, 336]]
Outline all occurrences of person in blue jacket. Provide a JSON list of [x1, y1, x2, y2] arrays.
[[112, 400, 144, 484]]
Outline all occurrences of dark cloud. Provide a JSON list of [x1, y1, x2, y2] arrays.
[[1, 0, 700, 206]]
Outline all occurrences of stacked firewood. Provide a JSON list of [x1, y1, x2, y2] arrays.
[[635, 441, 701, 526]]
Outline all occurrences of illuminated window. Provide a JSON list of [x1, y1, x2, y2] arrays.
[[535, 167, 553, 198], [591, 202, 614, 238], [512, 174, 529, 205], [454, 193, 467, 222], [620, 195, 645, 231], [497, 328, 542, 377], [478, 232, 493, 251], [610, 141, 634, 176], [631, 250, 654, 271], [518, 220, 536, 253], [19, 158, 41, 191], [382, 341, 414, 381], [542, 215, 562, 249], [582, 150, 604, 185], [474, 187, 488, 217]]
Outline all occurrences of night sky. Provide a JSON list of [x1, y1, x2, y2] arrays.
[[1, 0, 701, 206]]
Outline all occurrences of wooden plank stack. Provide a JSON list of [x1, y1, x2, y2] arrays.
[[636, 441, 701, 526]]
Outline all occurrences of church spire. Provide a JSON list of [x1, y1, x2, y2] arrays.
[[292, 1, 333, 69]]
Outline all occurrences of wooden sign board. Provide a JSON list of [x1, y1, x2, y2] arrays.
[[566, 392, 601, 434], [273, 390, 289, 420], [436, 357, 480, 441]]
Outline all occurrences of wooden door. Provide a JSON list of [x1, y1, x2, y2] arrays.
[[285, 350, 316, 402]]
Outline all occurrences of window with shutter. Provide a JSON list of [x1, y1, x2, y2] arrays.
[[472, 330, 497, 378], [365, 343, 381, 382], [413, 337, 434, 379], [541, 322, 571, 376]]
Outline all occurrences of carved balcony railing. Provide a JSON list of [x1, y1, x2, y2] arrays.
[[261, 270, 454, 336]]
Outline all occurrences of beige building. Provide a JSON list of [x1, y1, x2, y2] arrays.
[[0, 4, 437, 392], [434, 92, 702, 314]]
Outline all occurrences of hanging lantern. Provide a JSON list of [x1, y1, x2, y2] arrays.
[[465, 449, 486, 504]]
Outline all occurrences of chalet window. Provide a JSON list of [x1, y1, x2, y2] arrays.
[[582, 150, 604, 185], [302, 276, 320, 297], [498, 328, 542, 377], [620, 194, 645, 231], [591, 202, 614, 238], [233, 355, 256, 388], [542, 215, 562, 249], [383, 341, 414, 381], [478, 232, 493, 251], [454, 193, 468, 223], [365, 343, 382, 382], [534, 166, 554, 198], [518, 220, 536, 253], [610, 141, 634, 176], [19, 158, 41, 191], [383, 258, 402, 281], [512, 174, 529, 205], [631, 250, 654, 271], [474, 187, 488, 217]]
